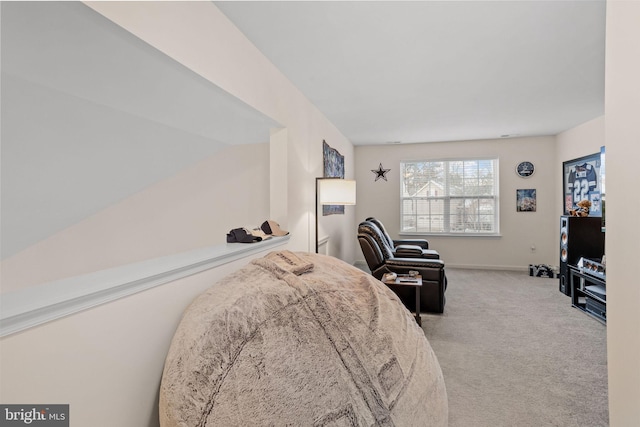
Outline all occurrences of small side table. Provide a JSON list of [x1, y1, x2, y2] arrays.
[[382, 274, 423, 326]]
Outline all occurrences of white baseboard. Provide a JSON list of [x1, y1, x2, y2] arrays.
[[446, 264, 529, 272]]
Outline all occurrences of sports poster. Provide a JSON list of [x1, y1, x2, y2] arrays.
[[562, 152, 602, 217]]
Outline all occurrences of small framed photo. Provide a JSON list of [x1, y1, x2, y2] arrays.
[[516, 189, 537, 212]]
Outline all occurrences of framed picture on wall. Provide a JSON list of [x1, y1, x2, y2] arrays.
[[562, 152, 602, 217], [322, 140, 345, 215], [516, 189, 537, 212]]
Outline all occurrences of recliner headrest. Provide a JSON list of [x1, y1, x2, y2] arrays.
[[358, 221, 394, 260]]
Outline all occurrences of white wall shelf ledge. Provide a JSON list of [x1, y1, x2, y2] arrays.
[[0, 235, 289, 337]]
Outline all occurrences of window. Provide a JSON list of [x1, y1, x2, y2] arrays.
[[401, 158, 499, 234]]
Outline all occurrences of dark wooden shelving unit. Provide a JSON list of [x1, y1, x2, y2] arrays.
[[569, 266, 606, 324]]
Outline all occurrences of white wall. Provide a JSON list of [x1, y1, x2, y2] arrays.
[[604, 1, 640, 424], [355, 136, 557, 270], [0, 2, 278, 289], [82, 1, 357, 262], [1, 143, 270, 291], [0, 3, 356, 426], [554, 116, 606, 262], [556, 116, 605, 179], [0, 1, 279, 263], [5, 1, 637, 425], [0, 253, 276, 427]]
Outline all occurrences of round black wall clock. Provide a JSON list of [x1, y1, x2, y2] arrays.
[[516, 161, 535, 178]]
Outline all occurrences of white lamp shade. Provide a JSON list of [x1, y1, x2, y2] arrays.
[[319, 179, 356, 205]]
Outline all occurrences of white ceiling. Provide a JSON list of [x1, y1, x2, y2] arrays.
[[215, 0, 606, 145]]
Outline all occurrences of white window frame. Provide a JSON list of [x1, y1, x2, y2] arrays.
[[400, 158, 500, 236]]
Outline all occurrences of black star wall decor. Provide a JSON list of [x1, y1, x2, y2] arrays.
[[371, 163, 391, 181]]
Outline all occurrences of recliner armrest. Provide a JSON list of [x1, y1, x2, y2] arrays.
[[386, 258, 445, 270], [394, 244, 424, 256], [393, 239, 429, 249], [393, 245, 440, 259]]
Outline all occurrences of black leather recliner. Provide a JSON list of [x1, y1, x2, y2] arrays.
[[358, 220, 447, 313], [365, 217, 439, 259]]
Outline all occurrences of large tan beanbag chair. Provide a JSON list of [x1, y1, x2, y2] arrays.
[[159, 251, 447, 426]]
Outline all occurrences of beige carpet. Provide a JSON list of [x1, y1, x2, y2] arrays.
[[422, 268, 608, 427]]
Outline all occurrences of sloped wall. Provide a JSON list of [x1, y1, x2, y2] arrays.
[[1, 2, 277, 289], [1, 143, 270, 291], [0, 3, 355, 426]]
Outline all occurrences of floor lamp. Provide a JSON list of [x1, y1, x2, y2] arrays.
[[315, 177, 357, 253]]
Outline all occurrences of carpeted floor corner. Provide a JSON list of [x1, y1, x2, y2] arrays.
[[422, 268, 608, 427]]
